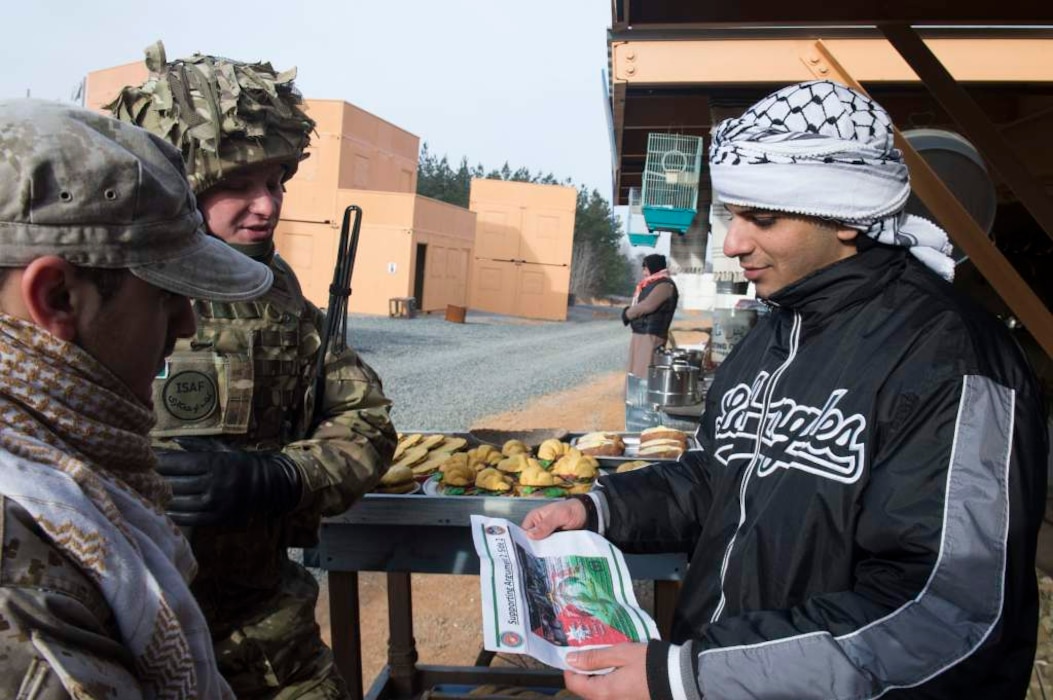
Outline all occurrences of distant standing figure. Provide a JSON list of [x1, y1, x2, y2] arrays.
[[622, 254, 679, 377]]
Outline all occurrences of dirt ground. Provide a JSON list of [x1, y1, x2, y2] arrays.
[[316, 324, 712, 687]]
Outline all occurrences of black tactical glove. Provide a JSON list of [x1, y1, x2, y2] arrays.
[[621, 306, 631, 326], [154, 449, 303, 527]]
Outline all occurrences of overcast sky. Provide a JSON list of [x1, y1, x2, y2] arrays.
[[1, 1, 615, 197]]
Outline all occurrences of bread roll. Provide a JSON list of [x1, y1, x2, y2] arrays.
[[637, 441, 683, 459], [639, 426, 688, 446]]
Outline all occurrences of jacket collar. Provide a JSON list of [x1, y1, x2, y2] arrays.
[[767, 245, 908, 323]]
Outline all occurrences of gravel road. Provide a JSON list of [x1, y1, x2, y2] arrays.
[[344, 306, 627, 431]]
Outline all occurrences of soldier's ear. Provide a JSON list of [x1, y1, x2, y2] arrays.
[[20, 257, 87, 341], [836, 227, 859, 243]]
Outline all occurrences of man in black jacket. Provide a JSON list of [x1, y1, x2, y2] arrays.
[[524, 80, 1048, 699]]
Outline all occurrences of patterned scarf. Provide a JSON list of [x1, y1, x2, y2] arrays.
[[0, 314, 231, 699], [632, 268, 671, 305], [710, 80, 955, 281]]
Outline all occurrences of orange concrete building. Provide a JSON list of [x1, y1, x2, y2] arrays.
[[468, 179, 577, 322], [281, 190, 475, 317]]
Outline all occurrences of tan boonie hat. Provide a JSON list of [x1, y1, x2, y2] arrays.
[[107, 41, 314, 194], [0, 99, 272, 302]]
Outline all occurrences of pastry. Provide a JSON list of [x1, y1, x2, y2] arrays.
[[439, 436, 468, 453], [375, 464, 417, 494], [475, 468, 512, 494], [441, 460, 475, 487], [537, 439, 568, 461], [412, 452, 452, 477], [394, 445, 429, 468], [615, 460, 651, 473], [501, 439, 530, 457], [419, 434, 447, 451], [497, 453, 538, 473], [552, 454, 599, 480], [393, 433, 423, 461]]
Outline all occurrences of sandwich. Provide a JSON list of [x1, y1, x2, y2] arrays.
[[576, 432, 625, 457], [516, 463, 567, 498], [375, 464, 417, 494], [636, 439, 685, 459], [551, 454, 599, 495], [474, 467, 513, 496], [639, 426, 688, 447]]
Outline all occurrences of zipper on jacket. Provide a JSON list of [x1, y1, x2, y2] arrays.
[[710, 309, 802, 623]]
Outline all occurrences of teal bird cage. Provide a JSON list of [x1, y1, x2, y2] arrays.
[[626, 187, 659, 247], [641, 133, 703, 234]]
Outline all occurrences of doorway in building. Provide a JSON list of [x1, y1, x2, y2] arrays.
[[413, 243, 427, 312]]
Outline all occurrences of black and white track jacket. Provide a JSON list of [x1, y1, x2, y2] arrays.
[[591, 245, 1048, 699]]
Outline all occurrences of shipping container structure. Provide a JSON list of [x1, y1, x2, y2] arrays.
[[278, 190, 475, 316], [607, 3, 1053, 361], [468, 179, 577, 322]]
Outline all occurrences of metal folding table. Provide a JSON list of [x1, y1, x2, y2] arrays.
[[307, 494, 687, 700]]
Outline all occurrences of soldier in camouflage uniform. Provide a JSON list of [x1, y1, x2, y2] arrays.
[[0, 99, 272, 699], [109, 42, 397, 699]]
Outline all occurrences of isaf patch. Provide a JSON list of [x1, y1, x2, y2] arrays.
[[162, 370, 218, 421]]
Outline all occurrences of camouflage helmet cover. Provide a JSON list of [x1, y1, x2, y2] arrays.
[[107, 41, 315, 194]]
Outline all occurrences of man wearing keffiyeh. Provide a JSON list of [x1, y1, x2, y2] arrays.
[[0, 100, 274, 699], [522, 81, 1047, 699]]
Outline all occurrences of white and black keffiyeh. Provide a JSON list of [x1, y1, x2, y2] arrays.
[[710, 80, 955, 281]]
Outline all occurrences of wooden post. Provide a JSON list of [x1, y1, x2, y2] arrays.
[[329, 571, 364, 700]]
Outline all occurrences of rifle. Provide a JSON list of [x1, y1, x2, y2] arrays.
[[313, 205, 363, 422]]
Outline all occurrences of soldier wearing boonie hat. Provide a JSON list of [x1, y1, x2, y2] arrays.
[[0, 99, 260, 699], [109, 42, 397, 699]]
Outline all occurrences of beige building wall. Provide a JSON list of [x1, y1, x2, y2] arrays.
[[286, 100, 419, 223], [84, 61, 148, 112], [275, 190, 475, 317], [468, 179, 577, 322]]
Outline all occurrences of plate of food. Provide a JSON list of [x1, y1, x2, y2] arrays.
[[422, 437, 599, 498]]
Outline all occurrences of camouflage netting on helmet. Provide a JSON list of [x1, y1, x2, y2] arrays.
[[107, 41, 315, 194]]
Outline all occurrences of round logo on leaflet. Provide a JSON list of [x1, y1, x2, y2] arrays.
[[501, 632, 523, 647], [162, 370, 218, 421], [486, 526, 506, 536]]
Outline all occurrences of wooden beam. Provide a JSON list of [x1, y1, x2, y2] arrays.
[[611, 38, 1053, 85], [811, 39, 1053, 358], [878, 22, 1053, 246], [621, 0, 1053, 26]]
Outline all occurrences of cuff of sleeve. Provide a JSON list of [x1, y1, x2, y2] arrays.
[[647, 641, 701, 700], [646, 640, 674, 700], [586, 489, 609, 536], [572, 494, 599, 532]]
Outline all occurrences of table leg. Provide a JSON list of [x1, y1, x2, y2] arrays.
[[387, 572, 419, 697], [654, 580, 681, 640], [329, 571, 363, 700]]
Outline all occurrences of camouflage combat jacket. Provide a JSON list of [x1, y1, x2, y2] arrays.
[[0, 496, 130, 699], [151, 254, 396, 692]]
